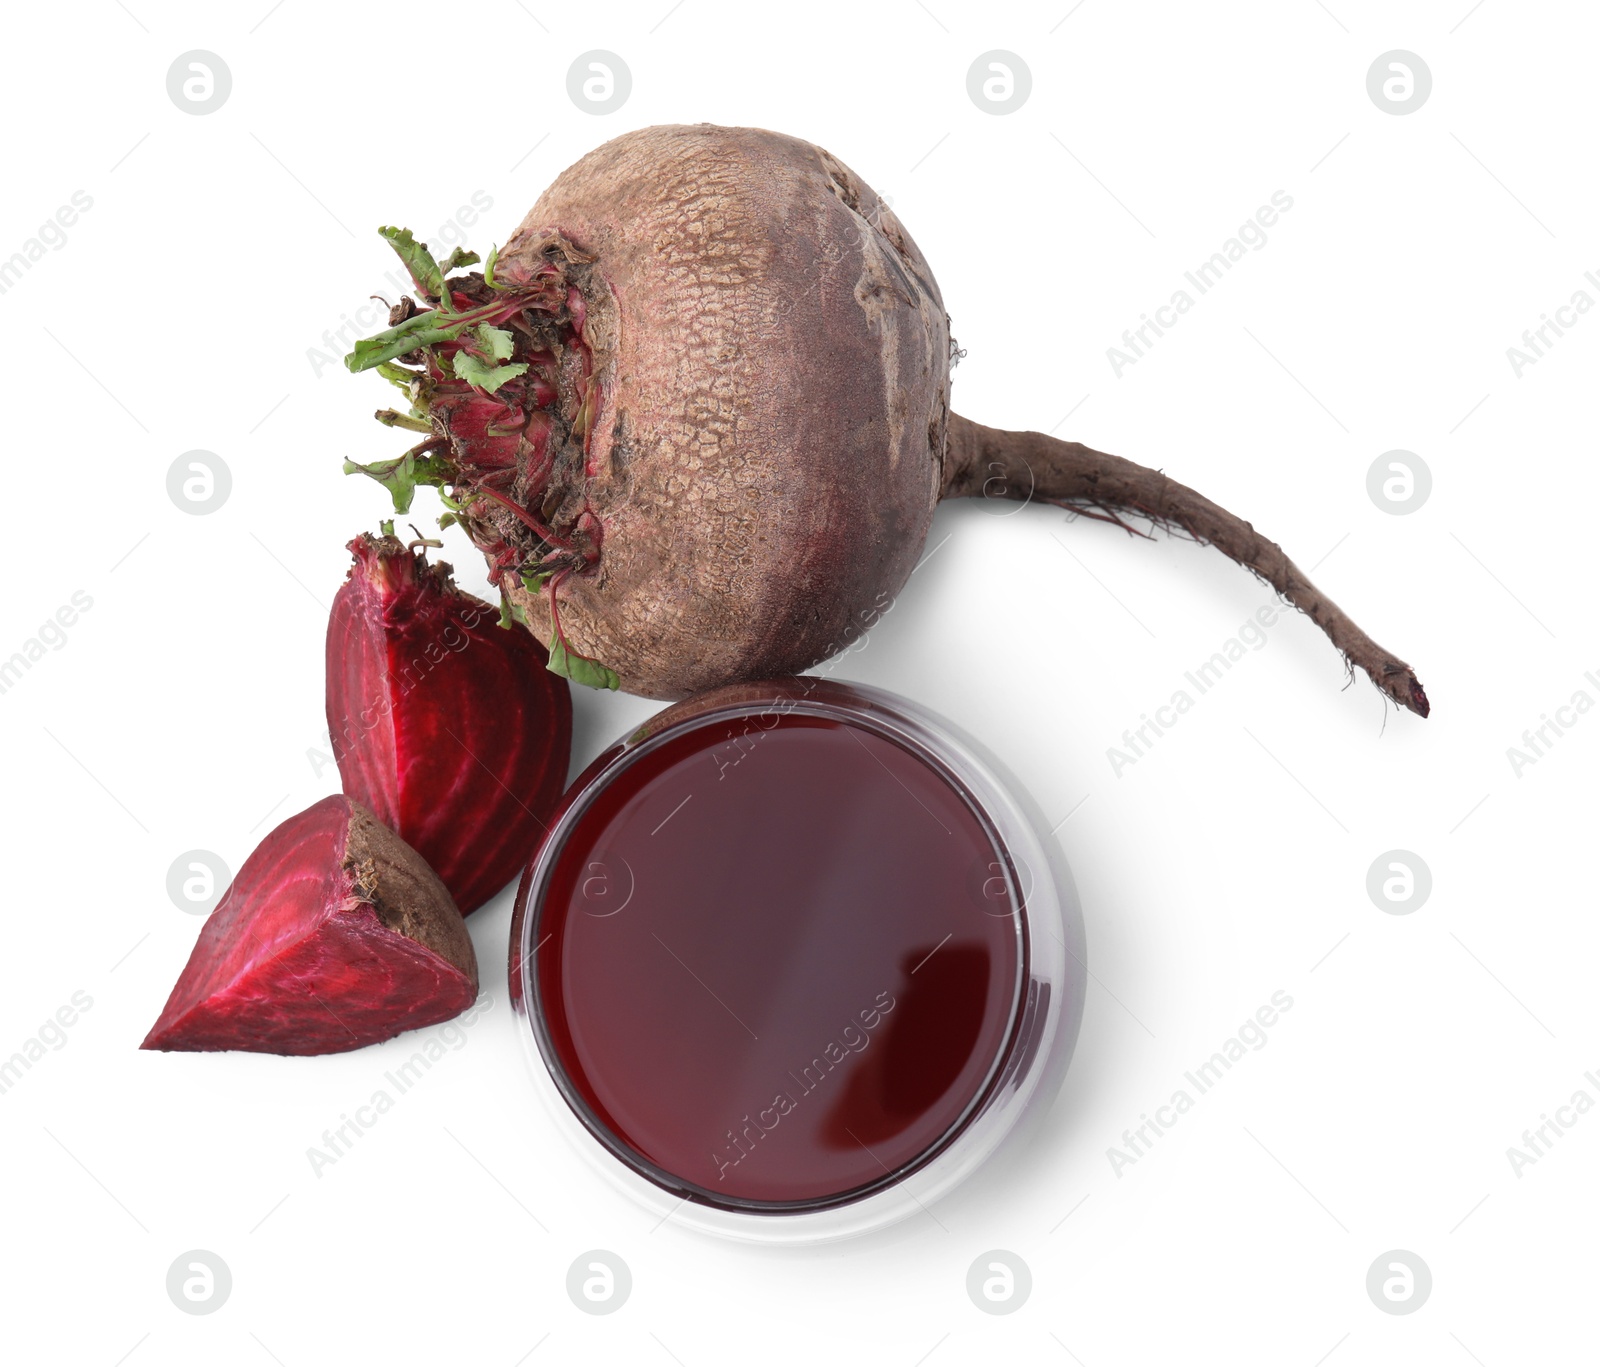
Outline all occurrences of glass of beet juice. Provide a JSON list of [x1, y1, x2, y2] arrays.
[[509, 678, 1084, 1243]]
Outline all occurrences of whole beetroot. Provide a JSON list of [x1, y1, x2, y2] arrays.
[[327, 532, 571, 913], [346, 124, 1427, 715]]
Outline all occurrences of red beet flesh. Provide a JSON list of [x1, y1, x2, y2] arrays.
[[326, 534, 572, 914], [142, 795, 478, 1055]]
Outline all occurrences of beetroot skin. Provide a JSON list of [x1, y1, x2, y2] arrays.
[[345, 124, 1428, 716], [142, 795, 477, 1055], [326, 533, 572, 913]]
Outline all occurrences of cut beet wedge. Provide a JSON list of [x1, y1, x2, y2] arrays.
[[142, 794, 479, 1055], [326, 533, 572, 915]]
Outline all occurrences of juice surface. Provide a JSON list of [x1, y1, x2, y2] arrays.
[[535, 713, 1024, 1207]]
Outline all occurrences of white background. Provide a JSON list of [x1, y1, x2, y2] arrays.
[[1, 1, 1593, 1362]]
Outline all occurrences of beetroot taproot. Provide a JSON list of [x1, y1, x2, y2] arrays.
[[345, 124, 1427, 716], [326, 532, 571, 913], [142, 794, 477, 1055]]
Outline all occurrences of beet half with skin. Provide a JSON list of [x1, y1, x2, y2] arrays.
[[345, 124, 1427, 716], [326, 533, 571, 913], [142, 795, 477, 1055]]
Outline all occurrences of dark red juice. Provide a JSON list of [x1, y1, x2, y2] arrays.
[[530, 711, 1025, 1209]]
